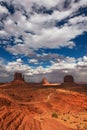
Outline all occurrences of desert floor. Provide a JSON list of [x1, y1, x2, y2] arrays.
[[0, 81, 87, 130]]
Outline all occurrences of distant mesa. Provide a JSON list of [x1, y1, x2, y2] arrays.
[[41, 77, 50, 85], [61, 75, 76, 88], [14, 72, 25, 82], [64, 75, 74, 83]]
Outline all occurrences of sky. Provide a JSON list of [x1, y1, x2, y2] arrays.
[[0, 0, 87, 83]]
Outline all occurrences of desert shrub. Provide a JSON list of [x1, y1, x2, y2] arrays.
[[63, 119, 67, 122], [52, 112, 58, 118], [85, 108, 87, 111]]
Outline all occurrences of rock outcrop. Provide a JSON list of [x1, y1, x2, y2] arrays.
[[41, 77, 49, 85], [14, 72, 24, 81], [64, 75, 74, 83], [61, 75, 76, 89]]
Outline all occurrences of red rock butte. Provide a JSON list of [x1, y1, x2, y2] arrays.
[[64, 75, 74, 83], [41, 77, 49, 85], [14, 72, 25, 81]]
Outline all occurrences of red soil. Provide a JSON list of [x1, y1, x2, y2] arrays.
[[0, 81, 87, 130]]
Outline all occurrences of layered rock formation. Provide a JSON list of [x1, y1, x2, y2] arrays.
[[14, 72, 24, 81], [41, 77, 49, 85], [61, 75, 76, 89], [64, 75, 74, 83]]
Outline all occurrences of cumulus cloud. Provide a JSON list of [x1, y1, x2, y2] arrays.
[[6, 58, 31, 72], [0, 5, 8, 14], [0, 0, 86, 55], [29, 59, 38, 64]]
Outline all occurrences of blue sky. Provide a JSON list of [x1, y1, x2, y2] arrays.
[[0, 0, 87, 82]]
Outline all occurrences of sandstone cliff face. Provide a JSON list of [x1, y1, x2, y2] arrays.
[[14, 72, 24, 81], [64, 75, 74, 83], [61, 75, 76, 88], [41, 77, 49, 85]]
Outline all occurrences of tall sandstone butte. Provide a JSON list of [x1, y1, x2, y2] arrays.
[[61, 75, 76, 88], [64, 75, 74, 83], [14, 72, 25, 81], [41, 77, 49, 85]]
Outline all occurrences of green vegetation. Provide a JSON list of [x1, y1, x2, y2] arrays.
[[52, 112, 58, 118]]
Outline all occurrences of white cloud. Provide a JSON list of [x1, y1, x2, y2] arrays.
[[77, 56, 87, 67], [6, 59, 31, 73], [0, 5, 8, 14], [83, 56, 87, 62], [29, 59, 38, 64], [5, 15, 87, 54], [0, 0, 86, 56], [69, 15, 87, 25], [4, 13, 87, 55], [6, 43, 33, 56], [0, 30, 7, 36]]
